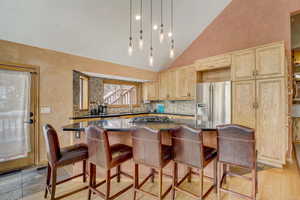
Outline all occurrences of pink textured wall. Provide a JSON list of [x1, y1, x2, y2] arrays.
[[170, 0, 300, 68]]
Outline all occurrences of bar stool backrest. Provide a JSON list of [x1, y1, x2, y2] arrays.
[[86, 125, 111, 169], [43, 124, 61, 165], [171, 126, 204, 168], [217, 124, 256, 169], [131, 127, 162, 168]]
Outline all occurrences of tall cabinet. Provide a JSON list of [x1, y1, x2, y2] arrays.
[[231, 42, 288, 167]]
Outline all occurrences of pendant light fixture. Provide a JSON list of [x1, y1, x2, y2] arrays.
[[128, 0, 133, 56], [170, 0, 175, 58], [159, 0, 164, 43], [149, 0, 154, 66], [139, 0, 143, 50]]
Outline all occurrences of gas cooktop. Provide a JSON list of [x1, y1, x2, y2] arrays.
[[129, 116, 171, 123]]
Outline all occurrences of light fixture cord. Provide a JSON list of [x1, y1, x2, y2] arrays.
[[171, 0, 173, 35], [140, 0, 143, 31], [150, 0, 153, 51], [130, 0, 132, 39], [161, 0, 163, 26]]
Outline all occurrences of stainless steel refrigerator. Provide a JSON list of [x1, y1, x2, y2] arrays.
[[196, 81, 231, 128]]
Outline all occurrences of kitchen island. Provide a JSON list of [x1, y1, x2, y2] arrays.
[[62, 117, 218, 178]]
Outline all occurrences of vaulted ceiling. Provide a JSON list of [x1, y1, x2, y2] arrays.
[[0, 0, 231, 71]]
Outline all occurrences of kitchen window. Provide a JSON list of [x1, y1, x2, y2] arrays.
[[79, 76, 89, 110], [103, 80, 139, 106]]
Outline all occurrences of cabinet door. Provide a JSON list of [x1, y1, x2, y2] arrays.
[[231, 49, 256, 81], [186, 66, 196, 98], [142, 82, 149, 101], [148, 82, 158, 100], [159, 72, 168, 100], [176, 68, 188, 98], [232, 80, 256, 128], [168, 70, 177, 99], [256, 78, 287, 165], [256, 43, 285, 79]]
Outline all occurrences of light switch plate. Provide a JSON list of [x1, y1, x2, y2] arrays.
[[41, 106, 51, 114]]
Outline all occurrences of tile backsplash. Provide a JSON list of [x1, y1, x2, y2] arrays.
[[150, 100, 195, 115]]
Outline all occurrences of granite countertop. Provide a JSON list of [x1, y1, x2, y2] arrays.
[[70, 112, 194, 120], [62, 118, 215, 132]]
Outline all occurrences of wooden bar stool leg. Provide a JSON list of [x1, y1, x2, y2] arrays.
[[252, 168, 257, 200], [223, 163, 227, 184], [83, 160, 87, 183], [44, 163, 51, 198], [171, 162, 178, 200], [187, 167, 192, 183], [199, 169, 203, 200], [214, 159, 217, 193], [151, 168, 155, 183], [133, 164, 139, 200], [117, 165, 121, 183], [88, 163, 95, 200], [105, 169, 111, 200], [217, 162, 221, 200], [50, 167, 57, 200], [158, 168, 163, 200]]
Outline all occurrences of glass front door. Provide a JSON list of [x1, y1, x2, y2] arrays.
[[0, 65, 37, 172]]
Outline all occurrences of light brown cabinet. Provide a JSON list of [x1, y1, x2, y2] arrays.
[[231, 42, 285, 81], [195, 54, 231, 71], [158, 66, 195, 101], [143, 81, 158, 101], [232, 80, 256, 129], [231, 49, 256, 81], [176, 65, 196, 99], [255, 43, 285, 79], [231, 42, 287, 167], [255, 78, 287, 165]]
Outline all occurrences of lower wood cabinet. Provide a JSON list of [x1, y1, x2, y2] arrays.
[[255, 78, 287, 166], [232, 77, 288, 167], [232, 80, 256, 128]]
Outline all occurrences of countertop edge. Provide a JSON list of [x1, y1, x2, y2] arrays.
[[70, 112, 195, 120]]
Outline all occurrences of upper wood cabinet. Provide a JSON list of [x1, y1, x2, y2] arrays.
[[231, 42, 285, 81], [231, 49, 256, 81], [255, 42, 285, 79], [143, 81, 158, 101], [159, 71, 169, 100], [195, 54, 231, 71], [176, 65, 196, 99], [256, 77, 287, 166], [232, 80, 256, 129]]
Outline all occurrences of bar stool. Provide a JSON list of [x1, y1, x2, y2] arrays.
[[43, 124, 88, 200], [131, 127, 173, 200], [170, 125, 217, 200], [85, 125, 133, 200], [216, 124, 257, 200]]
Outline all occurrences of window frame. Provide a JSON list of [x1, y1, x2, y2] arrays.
[[79, 75, 89, 111], [103, 79, 141, 108]]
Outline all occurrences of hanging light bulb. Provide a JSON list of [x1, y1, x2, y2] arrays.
[[139, 35, 143, 50], [149, 54, 154, 66], [170, 39, 174, 58], [170, 48, 174, 58], [135, 15, 141, 20], [168, 32, 172, 38], [159, 25, 164, 43], [128, 38, 133, 56], [153, 24, 158, 30], [149, 47, 153, 66]]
